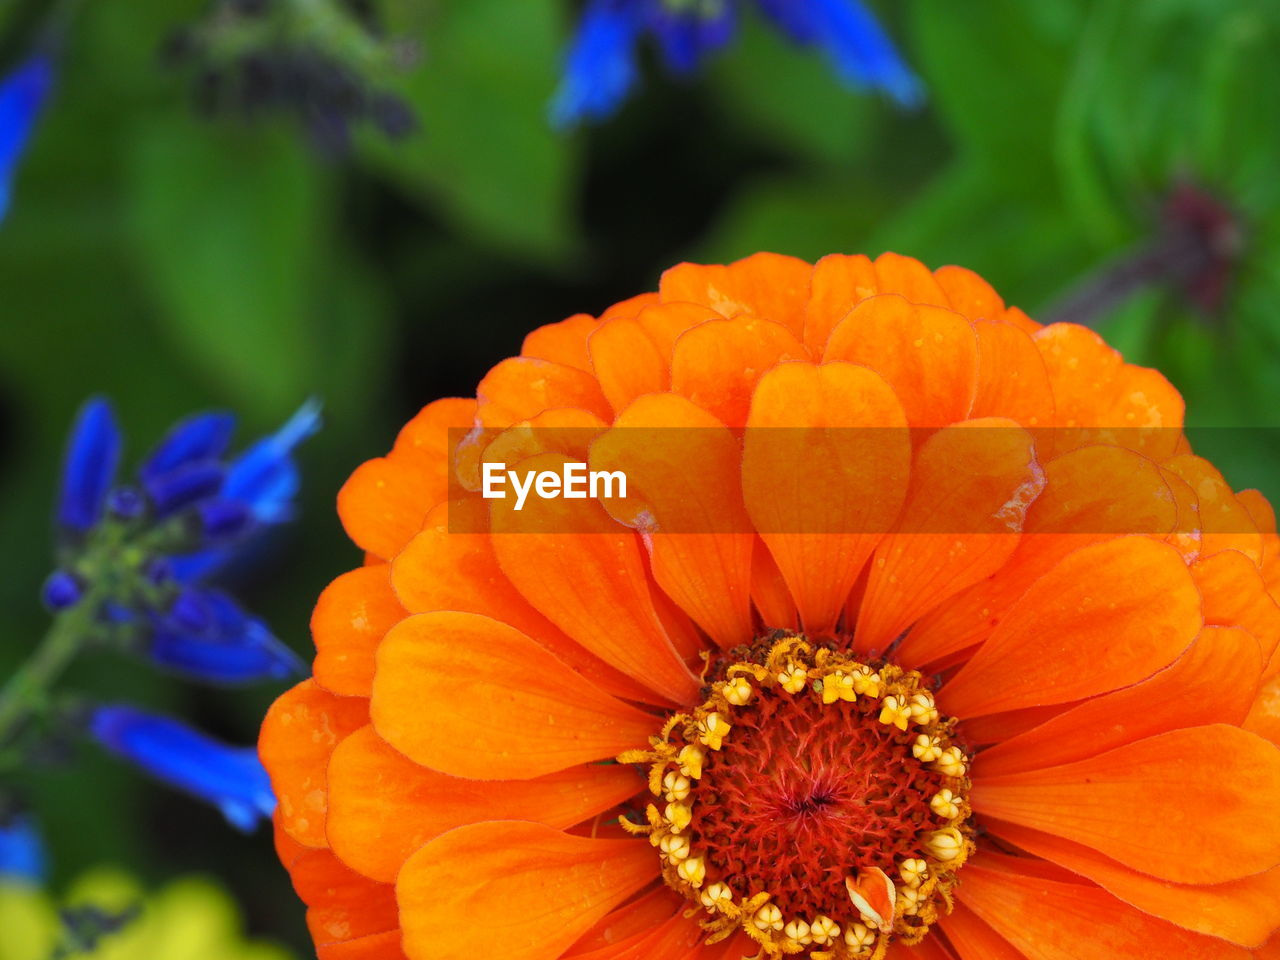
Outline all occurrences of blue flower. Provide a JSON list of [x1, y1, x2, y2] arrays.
[[0, 814, 45, 883], [88, 705, 275, 832], [0, 54, 54, 223], [550, 0, 921, 128], [49, 397, 318, 685], [57, 397, 122, 536], [148, 588, 305, 685]]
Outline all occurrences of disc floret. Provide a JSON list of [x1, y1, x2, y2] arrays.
[[619, 636, 975, 959]]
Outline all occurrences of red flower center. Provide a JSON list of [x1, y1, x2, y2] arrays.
[[694, 681, 950, 924], [620, 635, 975, 957]]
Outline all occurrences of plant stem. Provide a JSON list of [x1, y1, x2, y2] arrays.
[[0, 595, 98, 751]]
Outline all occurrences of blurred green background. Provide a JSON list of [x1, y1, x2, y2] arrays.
[[2, 0, 1279, 952]]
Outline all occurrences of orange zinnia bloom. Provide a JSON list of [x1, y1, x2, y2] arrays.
[[260, 252, 1280, 960]]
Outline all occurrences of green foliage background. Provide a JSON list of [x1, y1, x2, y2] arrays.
[[0, 0, 1277, 950]]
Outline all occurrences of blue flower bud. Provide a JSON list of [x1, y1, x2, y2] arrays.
[[222, 399, 321, 524], [41, 569, 83, 611], [144, 461, 226, 518], [148, 589, 305, 685], [88, 705, 275, 831], [168, 588, 214, 632], [106, 486, 145, 519], [140, 412, 236, 484], [57, 397, 121, 534], [0, 814, 45, 883], [198, 499, 252, 540], [1, 54, 54, 223]]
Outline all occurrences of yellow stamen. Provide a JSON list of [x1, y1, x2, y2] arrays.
[[783, 919, 812, 946], [911, 734, 942, 762], [724, 676, 754, 706], [700, 881, 734, 911], [697, 712, 731, 751], [659, 833, 690, 862], [678, 856, 706, 887], [930, 788, 960, 820], [677, 744, 705, 779], [934, 746, 967, 777], [899, 859, 927, 888], [845, 922, 876, 951], [664, 801, 692, 833], [925, 828, 967, 862], [663, 770, 692, 801], [753, 903, 784, 933], [878, 695, 911, 731], [809, 916, 840, 945], [778, 664, 809, 695], [907, 692, 938, 725]]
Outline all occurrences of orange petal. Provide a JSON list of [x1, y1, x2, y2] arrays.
[[751, 537, 799, 631], [591, 394, 754, 648], [1258, 931, 1280, 960], [388, 398, 477, 477], [743, 361, 911, 633], [991, 821, 1280, 948], [974, 626, 1262, 776], [392, 502, 657, 705], [284, 844, 399, 946], [896, 444, 1179, 669], [659, 252, 811, 336], [941, 536, 1201, 718], [566, 887, 684, 955], [872, 251, 950, 306], [633, 301, 724, 359], [804, 253, 879, 353], [971, 725, 1280, 884], [396, 821, 656, 960], [490, 455, 701, 705], [569, 913, 702, 960], [959, 860, 1251, 960], [1193, 550, 1280, 665], [601, 291, 661, 321], [318, 931, 407, 960], [970, 319, 1055, 427], [1032, 323, 1184, 460], [1001, 306, 1042, 335], [824, 294, 978, 426], [260, 680, 369, 848], [313, 565, 406, 698], [338, 457, 435, 561], [669, 315, 810, 427], [589, 316, 671, 414], [370, 611, 657, 779], [476, 357, 612, 428], [522, 314, 599, 372], [937, 902, 1026, 960], [337, 399, 476, 560], [854, 419, 1041, 655], [885, 938, 956, 960], [1245, 670, 1280, 746], [1163, 455, 1264, 565], [326, 725, 642, 883], [934, 265, 1007, 321]]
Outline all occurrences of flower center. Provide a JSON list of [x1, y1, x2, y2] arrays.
[[620, 635, 974, 959]]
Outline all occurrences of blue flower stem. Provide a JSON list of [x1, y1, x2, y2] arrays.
[[0, 590, 101, 755]]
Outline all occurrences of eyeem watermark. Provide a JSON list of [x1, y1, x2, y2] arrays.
[[481, 461, 627, 511]]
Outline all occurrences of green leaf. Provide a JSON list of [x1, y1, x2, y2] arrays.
[[709, 14, 878, 168], [366, 0, 577, 260], [125, 118, 327, 419], [906, 0, 1080, 191]]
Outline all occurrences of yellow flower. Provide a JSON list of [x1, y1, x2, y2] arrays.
[[0, 868, 292, 960]]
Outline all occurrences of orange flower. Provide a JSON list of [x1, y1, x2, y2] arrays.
[[260, 252, 1280, 960]]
